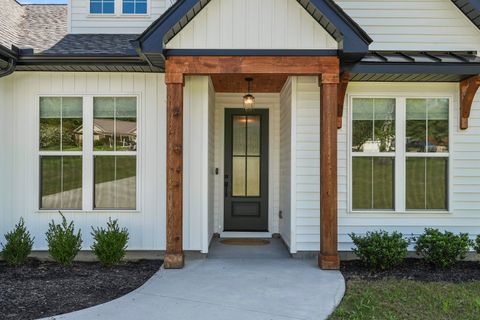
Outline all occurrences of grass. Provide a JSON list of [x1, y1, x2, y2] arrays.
[[329, 280, 480, 320]]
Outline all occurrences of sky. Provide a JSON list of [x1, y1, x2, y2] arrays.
[[18, 0, 68, 4]]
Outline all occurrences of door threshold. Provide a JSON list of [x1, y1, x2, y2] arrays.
[[220, 232, 272, 239]]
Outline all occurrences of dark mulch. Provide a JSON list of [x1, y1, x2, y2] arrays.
[[341, 258, 480, 282], [0, 258, 163, 320]]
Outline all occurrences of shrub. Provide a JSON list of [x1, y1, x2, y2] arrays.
[[91, 219, 129, 266], [46, 213, 82, 266], [414, 228, 472, 269], [350, 230, 408, 271], [1, 218, 34, 266], [474, 235, 480, 254]]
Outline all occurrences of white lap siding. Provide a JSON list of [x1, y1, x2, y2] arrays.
[[0, 72, 211, 252], [293, 80, 480, 252]]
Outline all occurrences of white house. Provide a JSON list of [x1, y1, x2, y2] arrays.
[[1, 0, 480, 269]]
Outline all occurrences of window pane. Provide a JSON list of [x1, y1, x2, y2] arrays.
[[247, 116, 260, 156], [427, 99, 449, 153], [62, 97, 83, 151], [135, 2, 147, 13], [406, 158, 426, 209], [94, 97, 115, 151], [40, 97, 61, 151], [352, 98, 373, 152], [40, 156, 82, 210], [232, 157, 246, 196], [426, 158, 448, 210], [233, 116, 246, 156], [246, 157, 260, 196], [94, 156, 136, 209], [123, 2, 134, 13], [406, 99, 427, 153], [374, 99, 396, 152], [90, 1, 102, 13], [373, 157, 394, 209], [352, 157, 394, 210], [103, 0, 114, 13], [115, 97, 137, 151]]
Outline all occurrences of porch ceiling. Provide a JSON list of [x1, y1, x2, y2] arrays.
[[210, 75, 289, 93]]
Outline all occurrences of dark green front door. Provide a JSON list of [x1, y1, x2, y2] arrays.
[[224, 108, 269, 232]]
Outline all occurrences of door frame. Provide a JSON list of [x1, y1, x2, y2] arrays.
[[216, 93, 279, 237]]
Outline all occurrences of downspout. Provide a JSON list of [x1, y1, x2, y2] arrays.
[[0, 58, 17, 78], [0, 45, 18, 78]]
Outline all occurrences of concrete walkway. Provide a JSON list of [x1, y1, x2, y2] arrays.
[[46, 239, 345, 320]]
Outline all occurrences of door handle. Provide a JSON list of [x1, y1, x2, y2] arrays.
[[224, 174, 229, 197]]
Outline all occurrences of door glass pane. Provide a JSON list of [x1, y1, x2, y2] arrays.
[[62, 97, 83, 151], [352, 157, 372, 209], [115, 97, 137, 151], [40, 156, 82, 209], [233, 116, 246, 156], [427, 99, 449, 153], [426, 158, 448, 210], [247, 116, 261, 156], [374, 99, 396, 152], [406, 157, 426, 209], [247, 157, 260, 196], [94, 97, 115, 151], [232, 157, 246, 196], [40, 97, 61, 151], [373, 157, 394, 209]]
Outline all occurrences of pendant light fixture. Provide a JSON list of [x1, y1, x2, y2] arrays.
[[243, 77, 255, 111]]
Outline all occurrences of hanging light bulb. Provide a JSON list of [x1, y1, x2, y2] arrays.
[[243, 77, 255, 111]]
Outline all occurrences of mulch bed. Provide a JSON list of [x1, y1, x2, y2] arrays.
[[341, 258, 480, 282], [0, 258, 163, 320]]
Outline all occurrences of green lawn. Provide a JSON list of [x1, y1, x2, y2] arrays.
[[329, 280, 480, 320]]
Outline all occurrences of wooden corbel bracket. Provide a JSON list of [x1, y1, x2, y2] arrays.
[[460, 75, 480, 130], [337, 71, 350, 129]]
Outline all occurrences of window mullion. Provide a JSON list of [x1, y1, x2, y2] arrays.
[[396, 97, 406, 212], [83, 96, 94, 211]]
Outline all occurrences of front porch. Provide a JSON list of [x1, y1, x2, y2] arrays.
[[164, 56, 343, 270]]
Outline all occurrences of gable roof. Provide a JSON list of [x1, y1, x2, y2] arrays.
[[452, 0, 480, 30], [134, 0, 373, 66]]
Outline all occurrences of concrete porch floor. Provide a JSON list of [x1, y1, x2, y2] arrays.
[[47, 238, 345, 320]]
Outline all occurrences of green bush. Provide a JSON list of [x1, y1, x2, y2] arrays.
[[46, 213, 82, 266], [91, 218, 129, 266], [1, 218, 34, 266], [474, 235, 480, 254], [414, 228, 472, 269], [350, 230, 408, 271]]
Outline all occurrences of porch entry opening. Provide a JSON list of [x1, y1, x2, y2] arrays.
[[224, 108, 269, 232]]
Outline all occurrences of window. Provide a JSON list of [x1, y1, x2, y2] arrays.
[[93, 97, 137, 209], [39, 97, 83, 209], [405, 98, 449, 210], [350, 97, 450, 212], [90, 0, 115, 14], [351, 98, 395, 210], [39, 96, 138, 211], [123, 0, 147, 14]]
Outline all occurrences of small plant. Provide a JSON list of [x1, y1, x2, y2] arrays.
[[46, 212, 82, 266], [91, 218, 129, 266], [350, 230, 408, 271], [474, 235, 480, 254], [414, 228, 472, 269], [1, 218, 34, 266]]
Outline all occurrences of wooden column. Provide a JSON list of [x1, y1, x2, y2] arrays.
[[318, 73, 340, 270], [165, 72, 185, 269]]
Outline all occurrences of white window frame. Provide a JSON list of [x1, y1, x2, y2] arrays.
[[348, 94, 453, 214], [36, 94, 141, 213]]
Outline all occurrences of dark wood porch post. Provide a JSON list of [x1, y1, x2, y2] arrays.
[[318, 73, 340, 270], [164, 72, 185, 269]]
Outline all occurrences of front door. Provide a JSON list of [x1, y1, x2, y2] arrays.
[[224, 109, 269, 232]]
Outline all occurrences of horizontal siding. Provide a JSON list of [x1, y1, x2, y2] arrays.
[[294, 81, 480, 252], [335, 0, 480, 51], [166, 0, 337, 49], [70, 0, 167, 34]]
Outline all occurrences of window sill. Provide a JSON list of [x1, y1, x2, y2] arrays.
[[87, 13, 150, 18], [36, 210, 141, 214], [347, 210, 453, 215]]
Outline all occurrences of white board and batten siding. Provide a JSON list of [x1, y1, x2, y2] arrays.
[[335, 0, 480, 52], [291, 78, 480, 252], [166, 0, 338, 49], [0, 72, 212, 253], [69, 0, 168, 34]]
